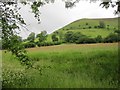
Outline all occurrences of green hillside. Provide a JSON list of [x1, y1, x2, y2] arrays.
[[59, 18, 118, 30], [47, 17, 119, 41]]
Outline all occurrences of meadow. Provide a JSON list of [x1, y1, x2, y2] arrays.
[[2, 43, 118, 88]]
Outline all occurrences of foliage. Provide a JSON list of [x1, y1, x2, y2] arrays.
[[100, 1, 120, 14], [64, 31, 96, 44], [76, 37, 96, 44], [23, 42, 36, 48], [51, 34, 58, 42], [0, 1, 33, 67], [2, 69, 32, 88], [64, 31, 73, 43], [99, 21, 105, 28], [114, 30, 120, 34], [64, 31, 119, 44], [36, 41, 61, 47], [95, 35, 103, 43], [36, 31, 47, 42], [104, 33, 119, 43], [27, 32, 35, 42]]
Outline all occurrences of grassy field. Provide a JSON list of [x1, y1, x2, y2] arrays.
[[2, 43, 118, 88]]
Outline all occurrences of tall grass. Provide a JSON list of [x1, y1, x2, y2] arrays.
[[2, 43, 118, 88]]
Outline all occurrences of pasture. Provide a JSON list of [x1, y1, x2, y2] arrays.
[[2, 43, 118, 88]]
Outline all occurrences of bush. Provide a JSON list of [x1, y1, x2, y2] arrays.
[[104, 33, 119, 43], [114, 30, 120, 34], [64, 31, 74, 43], [23, 42, 36, 48], [76, 37, 96, 44], [94, 26, 98, 28], [86, 23, 88, 25], [88, 26, 92, 29], [53, 41, 62, 45], [95, 35, 103, 43], [99, 21, 105, 28], [2, 69, 32, 88], [37, 41, 62, 47], [52, 34, 59, 42]]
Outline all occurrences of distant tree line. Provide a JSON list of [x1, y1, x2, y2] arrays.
[[22, 30, 62, 48], [21, 29, 120, 48], [1, 29, 119, 49], [64, 31, 120, 44]]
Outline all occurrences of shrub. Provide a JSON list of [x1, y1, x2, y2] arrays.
[[107, 25, 110, 30], [104, 33, 118, 43], [88, 26, 92, 29], [53, 41, 62, 45], [95, 35, 103, 43], [64, 31, 74, 43], [86, 23, 88, 25], [52, 34, 59, 42], [37, 41, 61, 47], [94, 26, 98, 28], [99, 21, 105, 28], [114, 30, 120, 34], [23, 42, 36, 48], [76, 37, 96, 44], [2, 69, 32, 88]]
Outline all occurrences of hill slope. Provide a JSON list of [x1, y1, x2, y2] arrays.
[[58, 17, 118, 30], [48, 17, 118, 42]]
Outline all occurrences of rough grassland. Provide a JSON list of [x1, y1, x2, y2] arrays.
[[2, 43, 118, 88]]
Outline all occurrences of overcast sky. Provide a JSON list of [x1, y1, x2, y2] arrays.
[[18, 0, 117, 39]]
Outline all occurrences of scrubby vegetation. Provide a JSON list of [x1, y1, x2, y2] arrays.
[[21, 30, 119, 48]]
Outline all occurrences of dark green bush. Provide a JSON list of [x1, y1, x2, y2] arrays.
[[95, 35, 103, 43], [114, 30, 120, 34], [88, 26, 92, 29], [37, 41, 61, 47], [23, 42, 36, 48], [76, 37, 96, 44], [104, 33, 119, 43], [94, 26, 98, 28], [52, 34, 59, 42]]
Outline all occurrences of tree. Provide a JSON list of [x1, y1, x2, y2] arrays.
[[86, 23, 88, 25], [72, 32, 84, 43], [27, 32, 35, 42], [36, 31, 47, 42], [107, 25, 110, 30], [99, 21, 105, 28], [52, 34, 58, 42], [95, 35, 103, 43], [104, 33, 118, 43], [64, 31, 74, 43]]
